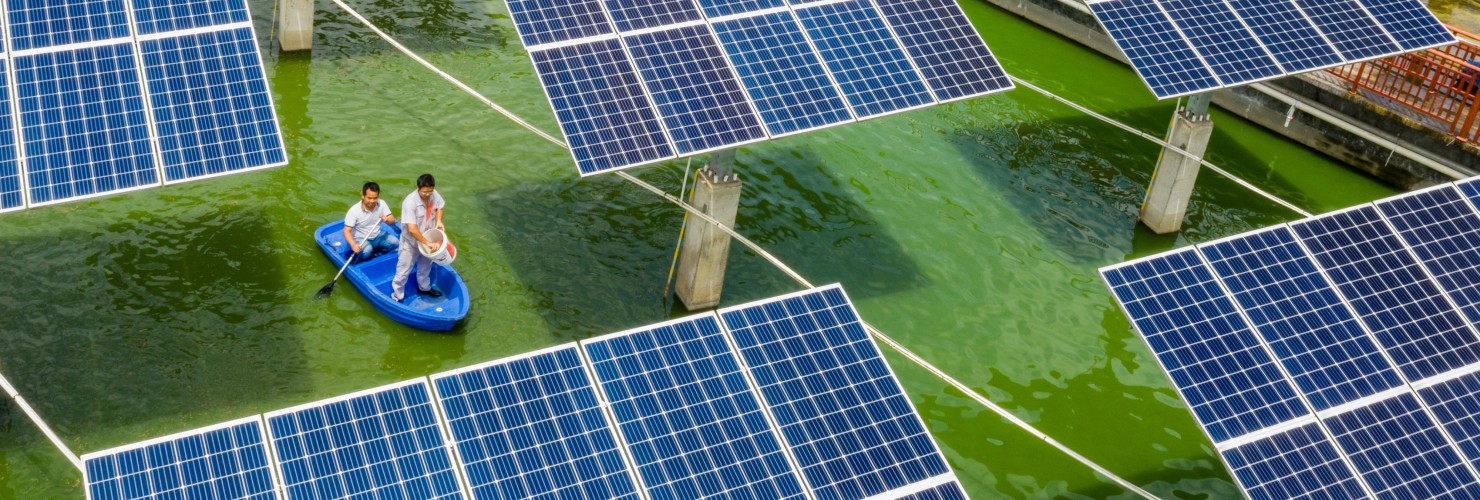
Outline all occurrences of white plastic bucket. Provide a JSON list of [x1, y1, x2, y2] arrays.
[[418, 228, 458, 265]]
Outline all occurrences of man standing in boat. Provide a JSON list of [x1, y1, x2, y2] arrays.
[[344, 181, 398, 260], [391, 174, 445, 302]]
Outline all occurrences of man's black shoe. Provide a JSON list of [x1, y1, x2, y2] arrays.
[[421, 287, 443, 298]]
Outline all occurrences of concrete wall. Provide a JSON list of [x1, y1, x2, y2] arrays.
[[986, 0, 1480, 189]]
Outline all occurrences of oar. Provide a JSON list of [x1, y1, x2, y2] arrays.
[[317, 235, 370, 299]]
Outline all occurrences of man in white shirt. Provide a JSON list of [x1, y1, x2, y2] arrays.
[[392, 174, 446, 302], [343, 182, 398, 261]]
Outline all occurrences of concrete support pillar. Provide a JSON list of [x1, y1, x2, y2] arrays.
[[675, 166, 742, 310], [279, 0, 314, 52], [1140, 107, 1214, 234]]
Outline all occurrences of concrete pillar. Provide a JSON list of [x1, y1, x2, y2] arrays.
[[1140, 107, 1214, 234], [675, 166, 742, 310], [279, 0, 314, 52]]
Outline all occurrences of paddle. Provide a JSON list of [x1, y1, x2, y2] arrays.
[[317, 235, 370, 300]]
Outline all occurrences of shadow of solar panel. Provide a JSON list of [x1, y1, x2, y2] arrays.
[[719, 285, 966, 500], [83, 417, 279, 500], [430, 345, 642, 500], [1377, 185, 1480, 328], [1323, 392, 1480, 497], [584, 315, 809, 499], [873, 0, 1013, 102], [1293, 0, 1400, 60], [1159, 0, 1283, 84], [529, 39, 675, 175], [0, 60, 21, 212], [266, 380, 466, 500], [6, 0, 131, 51], [1088, 0, 1222, 98], [794, 0, 935, 117], [505, 0, 614, 47], [1354, 0, 1454, 50], [712, 11, 854, 136], [1219, 421, 1365, 499], [130, 0, 250, 35], [623, 24, 769, 155], [1225, 0, 1344, 72]]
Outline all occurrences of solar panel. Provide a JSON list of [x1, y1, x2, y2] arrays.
[[1159, 0, 1284, 85], [711, 11, 855, 136], [871, 0, 1014, 102], [1088, 0, 1223, 98], [265, 379, 467, 500], [5, 0, 132, 51], [583, 315, 809, 499], [1218, 420, 1366, 499], [1199, 227, 1403, 412], [429, 345, 642, 500], [718, 285, 968, 500], [1290, 206, 1480, 382], [83, 416, 279, 500], [528, 39, 676, 175], [1322, 392, 1480, 497], [1417, 369, 1480, 465], [1291, 0, 1400, 60], [793, 0, 936, 118], [622, 24, 769, 155], [601, 0, 704, 33], [504, 0, 614, 47], [0, 59, 22, 212], [1375, 185, 1480, 327], [1352, 0, 1452, 50], [129, 0, 250, 35], [1225, 0, 1344, 72], [693, 0, 786, 18]]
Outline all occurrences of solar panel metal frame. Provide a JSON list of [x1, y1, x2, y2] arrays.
[[82, 415, 283, 500]]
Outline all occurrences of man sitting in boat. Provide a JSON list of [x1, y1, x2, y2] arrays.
[[344, 181, 398, 260], [391, 174, 445, 302]]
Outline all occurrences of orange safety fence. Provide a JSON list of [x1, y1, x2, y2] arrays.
[[1327, 25, 1480, 143]]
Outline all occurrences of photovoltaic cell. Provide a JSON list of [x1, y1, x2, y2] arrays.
[[129, 0, 250, 36], [693, 0, 787, 19], [1088, 0, 1222, 98], [793, 0, 935, 117], [720, 286, 967, 500], [584, 315, 808, 500], [872, 0, 1012, 102], [5, 0, 131, 51], [0, 61, 22, 211], [1219, 421, 1365, 500], [1226, 0, 1344, 72], [83, 417, 278, 500], [14, 43, 158, 206], [265, 380, 465, 500], [1291, 207, 1480, 381], [711, 12, 854, 136], [1103, 248, 1308, 443], [1419, 371, 1480, 464], [139, 28, 286, 182], [1292, 0, 1400, 60], [1159, 0, 1283, 84], [1199, 228, 1403, 412], [601, 0, 704, 32], [623, 25, 768, 155], [1323, 392, 1480, 497], [1353, 0, 1453, 50], [1376, 186, 1480, 328], [431, 345, 641, 500], [529, 39, 675, 175], [504, 0, 614, 47]]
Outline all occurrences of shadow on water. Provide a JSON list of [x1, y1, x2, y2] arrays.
[[0, 206, 307, 451], [314, 0, 511, 59]]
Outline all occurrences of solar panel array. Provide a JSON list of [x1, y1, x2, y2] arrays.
[[1101, 177, 1480, 498], [507, 0, 1013, 176], [82, 284, 968, 499], [1086, 0, 1456, 98], [0, 0, 285, 214]]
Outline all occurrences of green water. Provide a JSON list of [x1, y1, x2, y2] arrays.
[[0, 0, 1401, 497]]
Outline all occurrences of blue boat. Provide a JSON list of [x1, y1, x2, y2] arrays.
[[315, 221, 470, 331]]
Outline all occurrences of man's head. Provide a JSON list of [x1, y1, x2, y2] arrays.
[[416, 174, 435, 202], [360, 182, 381, 209]]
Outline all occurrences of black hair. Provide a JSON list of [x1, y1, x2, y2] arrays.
[[416, 174, 435, 188], [362, 182, 380, 195]]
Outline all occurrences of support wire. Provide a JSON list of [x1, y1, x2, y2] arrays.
[[0, 372, 82, 471]]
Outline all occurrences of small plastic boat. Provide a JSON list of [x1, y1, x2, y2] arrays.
[[314, 221, 469, 331]]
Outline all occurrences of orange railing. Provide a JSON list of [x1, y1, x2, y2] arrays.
[[1327, 25, 1480, 143]]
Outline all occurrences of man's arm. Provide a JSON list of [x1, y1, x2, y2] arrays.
[[434, 208, 444, 231], [406, 223, 439, 251], [343, 224, 361, 253]]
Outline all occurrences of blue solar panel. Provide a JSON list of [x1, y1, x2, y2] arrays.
[[1199, 227, 1403, 412], [1376, 186, 1480, 328], [83, 417, 278, 500], [1219, 421, 1366, 500], [794, 0, 935, 117], [711, 12, 854, 136], [1088, 0, 1222, 98], [719, 286, 967, 500], [130, 0, 250, 36], [600, 0, 703, 32], [623, 25, 768, 155], [430, 345, 641, 500], [14, 43, 159, 206], [1159, 0, 1283, 84], [5, 0, 131, 52], [1225, 0, 1344, 72], [584, 315, 808, 500], [1293, 0, 1401, 60], [1420, 370, 1480, 465], [1290, 206, 1480, 381], [266, 380, 466, 500], [1103, 249, 1309, 443], [1353, 0, 1455, 50], [872, 0, 1012, 102], [0, 60, 22, 211], [894, 481, 968, 500], [504, 0, 614, 47], [1323, 392, 1480, 497], [529, 39, 675, 176], [694, 0, 786, 18], [139, 28, 286, 182]]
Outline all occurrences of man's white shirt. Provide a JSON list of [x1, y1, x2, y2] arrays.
[[345, 199, 391, 243]]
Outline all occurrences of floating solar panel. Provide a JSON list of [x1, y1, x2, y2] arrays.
[[265, 379, 466, 500], [82, 416, 279, 500], [1086, 0, 1455, 98], [719, 285, 968, 500], [509, 0, 1012, 175], [429, 344, 642, 500]]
